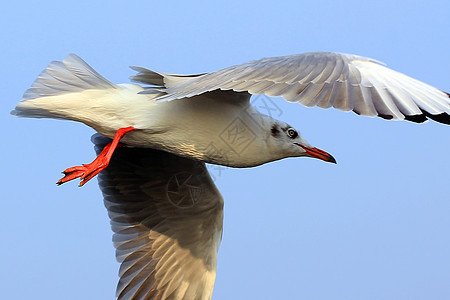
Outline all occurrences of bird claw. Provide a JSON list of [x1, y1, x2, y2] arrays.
[[57, 161, 106, 187], [56, 127, 135, 187]]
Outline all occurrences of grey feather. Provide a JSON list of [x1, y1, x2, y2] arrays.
[[130, 66, 206, 93], [152, 52, 450, 124], [23, 54, 116, 100]]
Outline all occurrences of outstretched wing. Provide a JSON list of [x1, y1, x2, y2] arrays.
[[93, 134, 224, 300], [151, 52, 450, 124]]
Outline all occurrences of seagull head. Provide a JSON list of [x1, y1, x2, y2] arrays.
[[268, 122, 336, 164]]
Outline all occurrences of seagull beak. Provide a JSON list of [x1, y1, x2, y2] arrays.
[[296, 144, 337, 164]]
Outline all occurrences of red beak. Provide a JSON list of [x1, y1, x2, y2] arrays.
[[296, 144, 336, 164]]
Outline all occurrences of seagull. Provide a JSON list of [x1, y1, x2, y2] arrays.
[[11, 52, 450, 300]]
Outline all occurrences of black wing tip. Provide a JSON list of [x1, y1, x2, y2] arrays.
[[424, 112, 450, 125], [404, 111, 450, 125], [377, 113, 394, 120], [408, 91, 450, 125], [374, 110, 450, 125], [404, 114, 428, 123], [441, 90, 450, 98]]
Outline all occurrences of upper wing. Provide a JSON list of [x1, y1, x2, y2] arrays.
[[151, 52, 450, 124], [93, 135, 224, 300]]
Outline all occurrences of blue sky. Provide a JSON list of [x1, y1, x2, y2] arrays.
[[2, 1, 450, 299]]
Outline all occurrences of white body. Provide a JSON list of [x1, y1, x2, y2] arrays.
[[14, 82, 282, 167]]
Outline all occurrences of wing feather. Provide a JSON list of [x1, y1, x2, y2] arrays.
[[94, 134, 223, 300], [153, 52, 450, 124]]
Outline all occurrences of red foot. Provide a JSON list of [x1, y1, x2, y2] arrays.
[[57, 126, 135, 187]]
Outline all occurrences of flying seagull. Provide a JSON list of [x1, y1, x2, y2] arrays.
[[11, 52, 450, 299]]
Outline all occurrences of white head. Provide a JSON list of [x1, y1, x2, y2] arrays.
[[264, 120, 336, 164]]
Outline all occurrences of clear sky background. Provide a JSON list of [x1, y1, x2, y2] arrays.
[[2, 1, 450, 299]]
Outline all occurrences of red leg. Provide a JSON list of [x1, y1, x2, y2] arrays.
[[57, 126, 135, 187]]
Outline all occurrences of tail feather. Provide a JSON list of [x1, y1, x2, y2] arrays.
[[12, 54, 118, 118], [23, 54, 116, 100]]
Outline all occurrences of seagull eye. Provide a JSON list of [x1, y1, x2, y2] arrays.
[[287, 128, 298, 139]]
